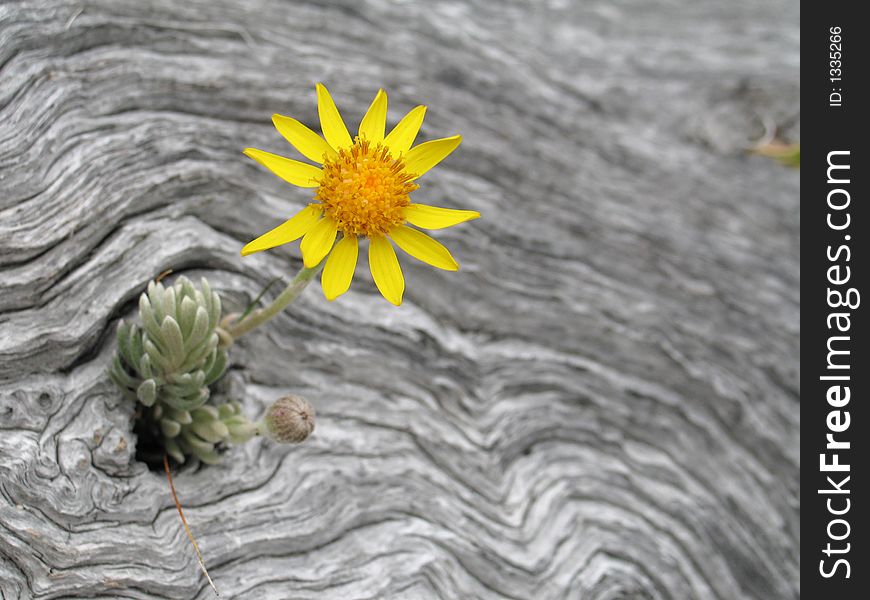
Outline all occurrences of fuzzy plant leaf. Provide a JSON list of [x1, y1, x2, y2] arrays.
[[165, 437, 185, 464], [160, 418, 182, 438], [139, 353, 154, 379], [110, 275, 239, 464], [137, 379, 157, 407], [178, 296, 198, 338]]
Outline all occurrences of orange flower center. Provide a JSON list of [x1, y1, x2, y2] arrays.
[[315, 139, 419, 237]]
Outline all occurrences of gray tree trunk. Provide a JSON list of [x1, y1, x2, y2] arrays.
[[0, 0, 799, 598]]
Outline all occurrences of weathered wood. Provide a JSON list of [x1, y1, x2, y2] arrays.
[[1, 0, 799, 598]]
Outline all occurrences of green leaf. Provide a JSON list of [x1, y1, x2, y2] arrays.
[[160, 316, 185, 368], [203, 349, 227, 386], [225, 415, 257, 444], [162, 286, 178, 322], [165, 437, 185, 464], [138, 353, 153, 379], [164, 372, 205, 398], [185, 306, 210, 352], [178, 296, 198, 338], [163, 394, 201, 413], [136, 379, 157, 407], [109, 355, 138, 391], [209, 290, 222, 328], [179, 333, 218, 373], [116, 321, 133, 366], [163, 382, 198, 400], [193, 446, 222, 465], [210, 419, 230, 439], [147, 281, 166, 323], [128, 324, 144, 368], [192, 405, 220, 422], [238, 276, 283, 322], [227, 423, 257, 445], [139, 295, 164, 348], [200, 278, 214, 322], [179, 276, 197, 301], [160, 417, 182, 438], [191, 420, 225, 443], [162, 386, 209, 412], [144, 339, 171, 373], [217, 402, 237, 419], [193, 290, 206, 313], [182, 430, 215, 455], [165, 406, 193, 425]]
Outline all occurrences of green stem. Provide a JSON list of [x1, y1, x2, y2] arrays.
[[224, 264, 322, 340]]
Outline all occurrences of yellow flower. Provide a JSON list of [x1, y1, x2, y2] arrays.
[[241, 83, 480, 306]]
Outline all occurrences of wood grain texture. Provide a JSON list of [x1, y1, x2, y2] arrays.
[[0, 0, 799, 598]]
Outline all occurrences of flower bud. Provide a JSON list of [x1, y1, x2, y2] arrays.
[[262, 395, 315, 443]]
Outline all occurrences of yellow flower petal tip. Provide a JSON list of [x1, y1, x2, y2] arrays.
[[403, 135, 462, 179], [323, 288, 343, 302], [240, 206, 322, 257], [270, 114, 336, 163], [321, 235, 358, 301], [243, 147, 322, 187], [242, 85, 478, 305], [385, 105, 427, 156], [380, 288, 404, 307], [403, 205, 480, 231], [359, 89, 388, 143], [323, 289, 349, 302], [390, 225, 460, 271], [315, 83, 352, 150]]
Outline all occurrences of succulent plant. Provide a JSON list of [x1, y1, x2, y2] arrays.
[[158, 401, 259, 464], [111, 277, 226, 410], [110, 275, 315, 464], [110, 276, 253, 463]]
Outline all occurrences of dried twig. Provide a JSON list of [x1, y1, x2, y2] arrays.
[[163, 455, 220, 597], [155, 268, 173, 284]]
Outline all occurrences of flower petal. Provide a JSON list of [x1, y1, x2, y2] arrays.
[[241, 206, 322, 256], [243, 148, 322, 187], [403, 135, 462, 179], [316, 83, 353, 151], [390, 225, 458, 271], [384, 105, 426, 156], [358, 89, 387, 143], [368, 236, 404, 306], [300, 216, 339, 268], [321, 235, 358, 301], [403, 204, 481, 230], [272, 114, 337, 164]]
